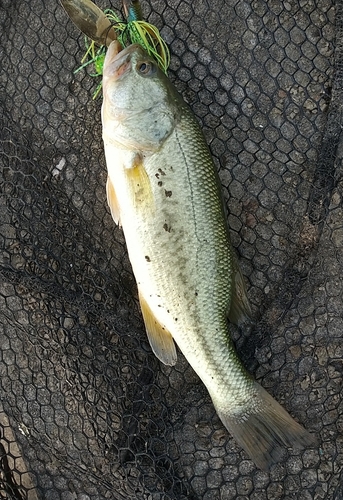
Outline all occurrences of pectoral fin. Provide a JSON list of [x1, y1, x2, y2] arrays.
[[138, 290, 177, 366], [125, 155, 154, 211], [106, 156, 153, 224], [106, 176, 121, 226]]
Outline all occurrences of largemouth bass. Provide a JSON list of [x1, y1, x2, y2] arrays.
[[101, 41, 315, 469]]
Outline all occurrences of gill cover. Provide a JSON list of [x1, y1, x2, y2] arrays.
[[102, 42, 177, 152]]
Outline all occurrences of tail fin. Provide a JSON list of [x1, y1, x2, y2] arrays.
[[214, 381, 317, 470]]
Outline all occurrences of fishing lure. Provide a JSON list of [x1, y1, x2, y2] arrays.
[[73, 0, 170, 98]]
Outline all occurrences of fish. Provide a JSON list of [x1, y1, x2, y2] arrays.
[[101, 40, 316, 469]]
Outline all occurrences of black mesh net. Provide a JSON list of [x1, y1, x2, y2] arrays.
[[1, 0, 343, 498]]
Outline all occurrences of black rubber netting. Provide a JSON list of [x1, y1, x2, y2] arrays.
[[1, 0, 343, 498]]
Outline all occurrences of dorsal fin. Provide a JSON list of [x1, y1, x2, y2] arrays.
[[228, 264, 252, 326]]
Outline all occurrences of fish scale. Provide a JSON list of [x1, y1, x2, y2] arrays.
[[101, 41, 316, 469], [126, 116, 234, 375]]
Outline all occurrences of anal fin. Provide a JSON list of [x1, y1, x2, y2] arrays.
[[138, 290, 177, 366]]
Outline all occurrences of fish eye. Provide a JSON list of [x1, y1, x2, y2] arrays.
[[137, 61, 156, 76]]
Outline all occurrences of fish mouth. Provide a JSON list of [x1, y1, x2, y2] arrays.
[[103, 42, 142, 81]]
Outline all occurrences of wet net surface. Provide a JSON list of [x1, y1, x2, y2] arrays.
[[0, 0, 343, 498]]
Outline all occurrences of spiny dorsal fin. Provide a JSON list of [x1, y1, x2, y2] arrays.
[[106, 176, 121, 226], [138, 289, 177, 366]]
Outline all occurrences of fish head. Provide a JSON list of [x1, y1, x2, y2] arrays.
[[102, 42, 178, 152]]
